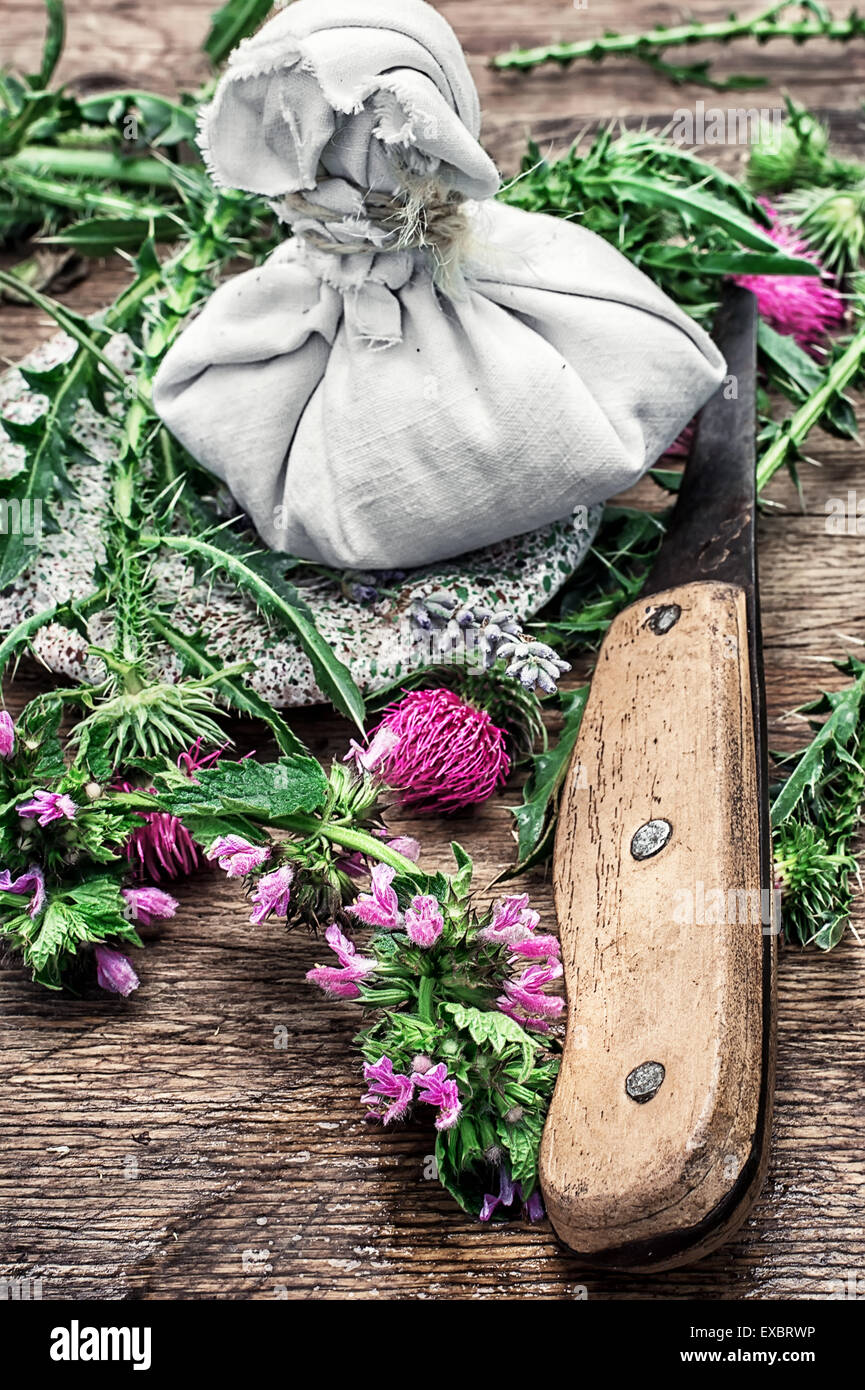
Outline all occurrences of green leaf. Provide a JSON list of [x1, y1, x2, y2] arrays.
[[506, 687, 589, 873], [771, 669, 865, 822], [450, 842, 474, 898], [644, 246, 820, 277], [159, 532, 366, 730], [758, 320, 825, 396], [442, 1001, 537, 1082], [596, 173, 785, 254], [154, 755, 328, 821], [42, 213, 183, 254], [151, 615, 308, 758], [204, 0, 275, 66], [37, 0, 66, 88]]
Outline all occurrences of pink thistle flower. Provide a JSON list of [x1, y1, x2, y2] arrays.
[[176, 737, 231, 778], [17, 790, 77, 825], [343, 726, 401, 775], [414, 1062, 462, 1130], [205, 835, 271, 878], [121, 886, 179, 927], [120, 742, 229, 883], [404, 894, 444, 948], [361, 1056, 415, 1125], [663, 421, 696, 460], [499, 961, 564, 1023], [248, 864, 294, 925], [0, 866, 45, 918], [306, 923, 377, 999], [370, 688, 510, 815], [0, 711, 15, 758], [731, 199, 845, 355], [125, 808, 200, 881], [346, 862, 401, 929], [94, 945, 140, 997]]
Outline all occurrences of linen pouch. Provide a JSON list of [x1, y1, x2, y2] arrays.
[[153, 0, 726, 569]]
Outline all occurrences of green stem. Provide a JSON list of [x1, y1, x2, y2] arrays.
[[417, 975, 436, 1022], [493, 3, 865, 70], [5, 146, 180, 188], [3, 165, 178, 221], [0, 269, 131, 390], [273, 816, 425, 878], [756, 320, 865, 492]]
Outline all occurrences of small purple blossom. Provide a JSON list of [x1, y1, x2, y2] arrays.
[[0, 865, 45, 918], [306, 924, 377, 999], [346, 863, 401, 929], [362, 1056, 415, 1125], [500, 961, 564, 1019], [205, 835, 271, 878], [0, 711, 15, 758], [479, 894, 561, 961], [479, 1165, 545, 1223], [17, 790, 77, 826], [121, 886, 179, 927], [248, 864, 294, 925], [414, 1061, 462, 1130], [343, 726, 401, 775], [94, 945, 140, 997], [404, 894, 444, 948], [384, 835, 421, 863]]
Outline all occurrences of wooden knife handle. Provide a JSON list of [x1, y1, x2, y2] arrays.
[[540, 580, 776, 1270]]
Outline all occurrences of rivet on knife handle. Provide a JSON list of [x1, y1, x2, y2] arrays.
[[540, 287, 777, 1271]]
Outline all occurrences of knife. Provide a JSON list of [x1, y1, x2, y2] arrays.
[[540, 285, 777, 1271]]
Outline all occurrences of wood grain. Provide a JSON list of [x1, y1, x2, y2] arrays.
[[544, 582, 774, 1268], [1, 2, 864, 1302]]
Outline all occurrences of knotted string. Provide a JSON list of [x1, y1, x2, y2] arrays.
[[279, 177, 474, 293]]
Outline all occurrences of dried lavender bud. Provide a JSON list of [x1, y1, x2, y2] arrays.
[[499, 639, 571, 695], [480, 608, 523, 666]]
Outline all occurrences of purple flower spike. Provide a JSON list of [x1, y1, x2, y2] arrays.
[[306, 924, 377, 999], [0, 865, 45, 919], [248, 864, 294, 925], [362, 1056, 415, 1125], [479, 1166, 518, 1222], [524, 1190, 545, 1223], [346, 863, 401, 929], [0, 711, 15, 758], [500, 961, 564, 1022], [414, 1062, 461, 1130], [94, 945, 140, 997], [205, 835, 271, 878], [121, 886, 179, 927], [405, 895, 444, 948], [17, 791, 77, 826]]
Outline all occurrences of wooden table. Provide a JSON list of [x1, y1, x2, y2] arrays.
[[1, 1, 863, 1301]]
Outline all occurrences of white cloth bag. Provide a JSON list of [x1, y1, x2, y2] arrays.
[[153, 0, 726, 569]]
